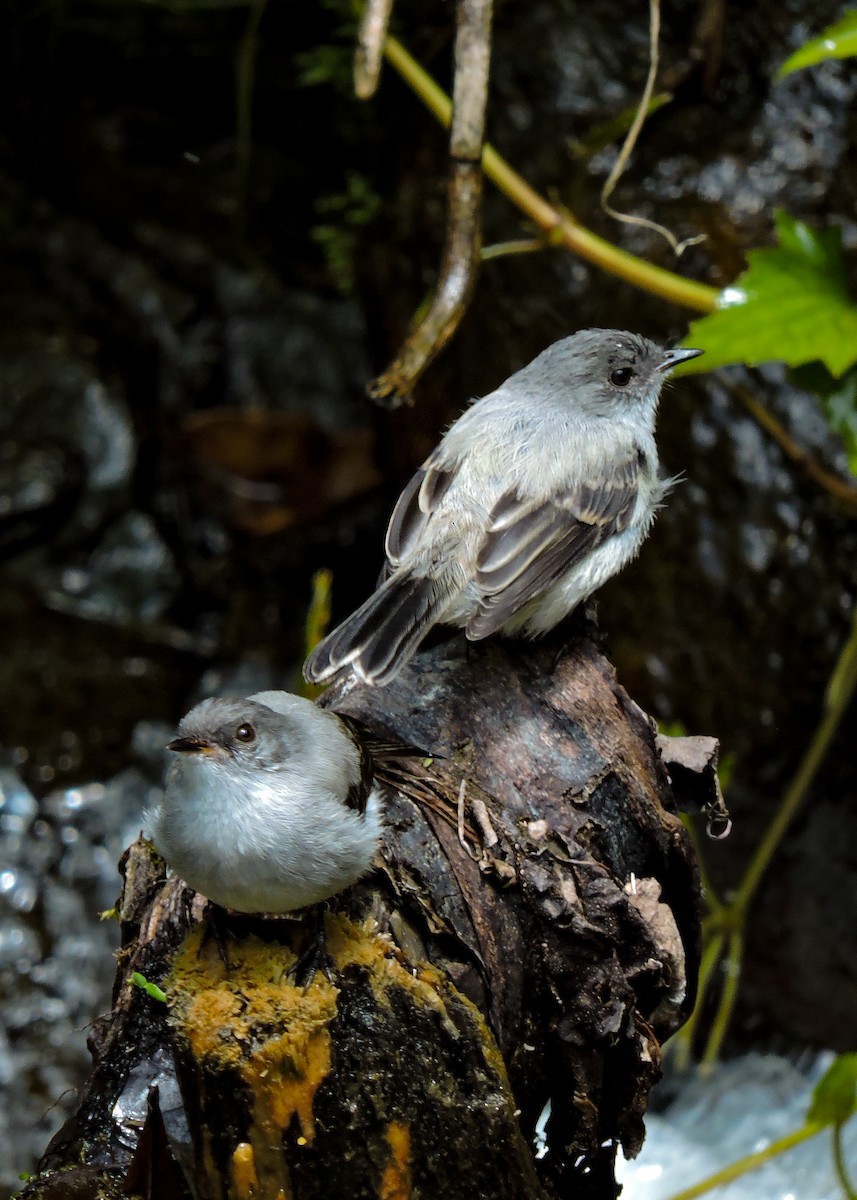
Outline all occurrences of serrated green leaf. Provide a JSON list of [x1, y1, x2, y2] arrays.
[[676, 212, 857, 379], [778, 11, 857, 78], [807, 1054, 857, 1127]]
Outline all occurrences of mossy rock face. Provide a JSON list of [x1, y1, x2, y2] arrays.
[[167, 915, 545, 1200]]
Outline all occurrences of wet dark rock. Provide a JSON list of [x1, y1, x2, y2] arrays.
[[32, 512, 181, 626], [0, 350, 133, 553], [0, 758, 160, 1196], [0, 584, 202, 793]]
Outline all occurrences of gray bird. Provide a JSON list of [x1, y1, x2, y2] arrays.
[[304, 328, 702, 686], [149, 691, 415, 915]]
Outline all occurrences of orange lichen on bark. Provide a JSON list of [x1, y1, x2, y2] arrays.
[[167, 915, 521, 1198], [325, 913, 460, 1039], [380, 1122, 412, 1200], [231, 1142, 260, 1197], [168, 927, 339, 1198]]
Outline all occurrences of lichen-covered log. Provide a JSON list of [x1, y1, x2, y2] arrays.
[[23, 631, 706, 1200], [168, 919, 543, 1199]]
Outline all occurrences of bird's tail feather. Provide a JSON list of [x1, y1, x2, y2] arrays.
[[303, 571, 448, 686]]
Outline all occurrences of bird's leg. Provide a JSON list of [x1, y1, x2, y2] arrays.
[[199, 902, 236, 969], [285, 905, 334, 989], [552, 598, 601, 669]]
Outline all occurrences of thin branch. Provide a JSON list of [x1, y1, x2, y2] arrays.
[[730, 382, 857, 514], [354, 0, 395, 99], [369, 161, 485, 406], [732, 600, 857, 915], [700, 927, 742, 1068], [370, 1, 493, 406], [670, 930, 724, 1072]]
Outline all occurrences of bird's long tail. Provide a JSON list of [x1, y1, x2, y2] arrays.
[[303, 570, 450, 686]]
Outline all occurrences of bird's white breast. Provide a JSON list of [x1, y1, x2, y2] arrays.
[[151, 754, 381, 913]]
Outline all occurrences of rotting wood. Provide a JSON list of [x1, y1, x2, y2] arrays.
[[23, 630, 708, 1200]]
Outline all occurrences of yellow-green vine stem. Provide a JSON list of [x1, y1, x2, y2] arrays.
[[833, 1122, 857, 1200], [701, 600, 857, 1062], [735, 601, 857, 915], [664, 1122, 823, 1200], [700, 928, 742, 1069], [382, 35, 719, 314], [671, 931, 724, 1072]]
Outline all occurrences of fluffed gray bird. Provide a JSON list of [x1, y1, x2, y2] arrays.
[[304, 328, 702, 686], [149, 691, 416, 915]]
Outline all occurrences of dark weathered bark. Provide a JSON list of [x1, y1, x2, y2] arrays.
[[23, 631, 707, 1200]]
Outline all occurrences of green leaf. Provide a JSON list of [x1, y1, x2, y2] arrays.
[[778, 11, 857, 78], [676, 212, 857, 379], [807, 1054, 857, 1127]]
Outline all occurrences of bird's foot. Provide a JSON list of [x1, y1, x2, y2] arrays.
[[551, 599, 601, 669], [285, 906, 334, 990], [199, 902, 237, 969]]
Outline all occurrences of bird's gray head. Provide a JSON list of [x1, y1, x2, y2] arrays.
[[167, 696, 308, 774], [510, 328, 702, 417]]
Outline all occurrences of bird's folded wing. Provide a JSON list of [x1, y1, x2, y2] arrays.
[[336, 714, 431, 765], [332, 714, 376, 814], [467, 455, 640, 639], [384, 454, 454, 566]]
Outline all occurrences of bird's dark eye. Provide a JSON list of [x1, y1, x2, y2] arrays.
[[610, 367, 634, 387], [235, 723, 256, 743]]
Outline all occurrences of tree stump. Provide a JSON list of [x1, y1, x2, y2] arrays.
[[24, 632, 708, 1200]]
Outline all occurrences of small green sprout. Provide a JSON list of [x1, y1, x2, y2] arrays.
[[131, 972, 168, 1004]]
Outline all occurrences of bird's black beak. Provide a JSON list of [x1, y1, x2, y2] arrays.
[[167, 735, 213, 753], [657, 346, 704, 373]]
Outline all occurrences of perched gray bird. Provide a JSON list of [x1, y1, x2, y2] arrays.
[[149, 691, 414, 915], [304, 329, 702, 686]]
